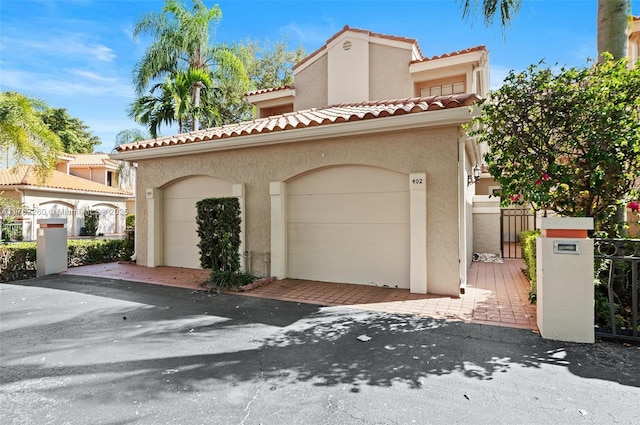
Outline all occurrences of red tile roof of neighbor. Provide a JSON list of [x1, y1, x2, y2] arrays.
[[0, 165, 131, 196], [410, 45, 487, 64], [245, 85, 295, 97], [68, 154, 119, 168], [116, 93, 480, 153]]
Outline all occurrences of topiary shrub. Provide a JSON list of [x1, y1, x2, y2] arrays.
[[126, 214, 135, 229], [196, 197, 241, 272], [81, 210, 99, 236], [520, 230, 540, 304]]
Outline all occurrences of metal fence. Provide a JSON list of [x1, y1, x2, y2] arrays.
[[500, 208, 536, 258], [594, 238, 640, 343], [1, 223, 23, 242]]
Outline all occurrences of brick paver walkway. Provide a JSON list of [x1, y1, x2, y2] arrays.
[[64, 259, 537, 330]]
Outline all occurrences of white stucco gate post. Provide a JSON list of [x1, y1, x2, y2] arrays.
[[36, 218, 68, 277], [270, 181, 286, 279], [536, 217, 594, 343]]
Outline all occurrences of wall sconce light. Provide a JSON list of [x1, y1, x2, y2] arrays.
[[467, 164, 481, 186]]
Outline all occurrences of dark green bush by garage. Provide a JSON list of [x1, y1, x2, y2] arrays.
[[196, 197, 255, 289]]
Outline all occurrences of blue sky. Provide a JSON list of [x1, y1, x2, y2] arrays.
[[1, 0, 638, 153]]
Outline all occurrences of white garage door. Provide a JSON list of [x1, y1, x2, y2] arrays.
[[287, 165, 410, 288], [163, 176, 232, 269]]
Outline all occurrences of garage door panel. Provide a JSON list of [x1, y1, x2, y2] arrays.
[[287, 222, 410, 288], [163, 175, 232, 269], [164, 198, 198, 221], [288, 166, 406, 195], [288, 192, 409, 224]]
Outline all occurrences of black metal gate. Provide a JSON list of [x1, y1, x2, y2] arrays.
[[500, 208, 536, 258], [594, 239, 639, 344]]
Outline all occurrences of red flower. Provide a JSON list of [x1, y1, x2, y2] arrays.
[[628, 201, 640, 213], [509, 194, 523, 202], [542, 173, 550, 181]]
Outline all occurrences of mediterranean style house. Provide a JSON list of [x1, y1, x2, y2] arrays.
[[0, 154, 133, 241], [113, 26, 490, 296]]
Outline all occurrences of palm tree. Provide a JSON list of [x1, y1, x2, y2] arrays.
[[128, 69, 212, 137], [459, 0, 630, 59], [0, 91, 62, 182], [597, 0, 629, 60], [132, 0, 247, 132]]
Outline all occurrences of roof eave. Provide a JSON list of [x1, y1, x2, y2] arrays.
[[0, 184, 132, 198], [111, 106, 480, 161]]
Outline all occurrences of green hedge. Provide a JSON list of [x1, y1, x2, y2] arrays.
[[520, 230, 541, 304], [0, 239, 132, 282]]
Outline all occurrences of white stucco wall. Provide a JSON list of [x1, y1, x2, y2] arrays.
[[18, 189, 128, 240]]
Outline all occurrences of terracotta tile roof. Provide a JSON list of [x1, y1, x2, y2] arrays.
[[0, 166, 131, 196], [68, 153, 119, 168], [293, 25, 423, 71], [116, 93, 480, 153], [245, 85, 294, 97], [410, 45, 487, 64]]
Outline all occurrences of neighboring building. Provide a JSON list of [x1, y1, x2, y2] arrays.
[[113, 26, 490, 296], [0, 154, 133, 241]]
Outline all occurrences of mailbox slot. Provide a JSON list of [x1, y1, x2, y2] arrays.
[[553, 240, 581, 255]]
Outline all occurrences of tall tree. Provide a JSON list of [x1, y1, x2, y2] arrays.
[[0, 92, 62, 181], [459, 0, 522, 28], [469, 57, 640, 236], [459, 0, 631, 58], [597, 0, 629, 60], [132, 0, 247, 132], [41, 107, 100, 154], [205, 38, 306, 125]]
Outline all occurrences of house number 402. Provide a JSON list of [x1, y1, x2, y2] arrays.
[[411, 178, 423, 185]]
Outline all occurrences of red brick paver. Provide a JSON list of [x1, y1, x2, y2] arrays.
[[63, 259, 537, 330]]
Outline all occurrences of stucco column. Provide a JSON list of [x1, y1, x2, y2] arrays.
[[409, 173, 427, 294], [270, 181, 286, 279], [146, 187, 163, 267], [36, 218, 67, 277], [536, 217, 594, 343], [232, 183, 246, 272]]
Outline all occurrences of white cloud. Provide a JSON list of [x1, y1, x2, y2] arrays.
[[0, 69, 133, 98], [280, 20, 338, 49], [8, 34, 116, 63]]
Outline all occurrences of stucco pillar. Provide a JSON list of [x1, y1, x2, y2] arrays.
[[409, 173, 427, 294], [536, 217, 594, 343], [232, 183, 246, 272], [270, 181, 286, 279], [36, 218, 67, 277], [146, 187, 163, 267]]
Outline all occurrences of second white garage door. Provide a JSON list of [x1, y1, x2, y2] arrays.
[[287, 165, 410, 288], [163, 175, 233, 269]]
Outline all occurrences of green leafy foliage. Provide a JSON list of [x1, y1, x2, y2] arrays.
[[196, 197, 241, 271], [0, 239, 132, 282], [126, 214, 135, 229], [519, 230, 540, 303], [40, 107, 100, 154], [470, 56, 640, 236], [207, 270, 256, 291], [0, 91, 62, 182], [81, 210, 99, 236]]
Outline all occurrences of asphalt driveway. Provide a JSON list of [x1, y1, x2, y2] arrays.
[[1, 274, 639, 425]]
